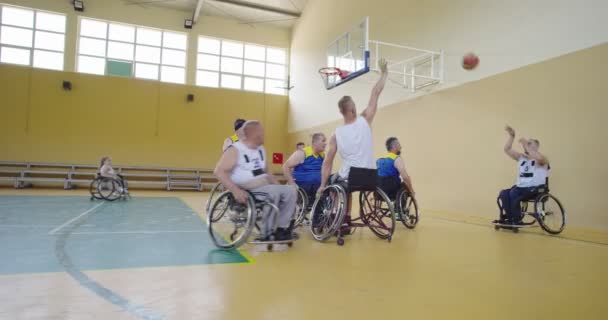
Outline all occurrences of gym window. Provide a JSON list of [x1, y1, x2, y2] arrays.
[[0, 5, 66, 71], [196, 36, 288, 95], [77, 17, 187, 84]]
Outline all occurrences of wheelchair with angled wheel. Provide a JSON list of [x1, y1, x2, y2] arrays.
[[90, 174, 129, 201], [494, 177, 566, 234], [293, 185, 314, 228], [207, 190, 298, 250], [394, 186, 419, 229], [309, 167, 396, 246], [206, 181, 307, 229], [205, 182, 227, 214]]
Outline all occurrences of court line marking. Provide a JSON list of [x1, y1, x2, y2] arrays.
[[178, 198, 256, 264], [68, 230, 206, 235], [53, 205, 166, 320], [426, 215, 608, 247], [48, 202, 104, 235]]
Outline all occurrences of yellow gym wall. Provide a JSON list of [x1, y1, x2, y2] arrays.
[[0, 64, 289, 171], [288, 43, 608, 230], [0, 0, 291, 171]]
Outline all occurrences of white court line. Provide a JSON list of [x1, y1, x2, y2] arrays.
[[68, 230, 206, 235], [48, 202, 105, 235]]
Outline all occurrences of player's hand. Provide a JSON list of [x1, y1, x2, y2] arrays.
[[316, 184, 326, 199], [505, 125, 515, 137], [233, 188, 249, 204], [379, 58, 388, 74]]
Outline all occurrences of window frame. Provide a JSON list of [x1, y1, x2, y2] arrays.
[[0, 4, 66, 70], [76, 16, 187, 84], [196, 35, 288, 95]]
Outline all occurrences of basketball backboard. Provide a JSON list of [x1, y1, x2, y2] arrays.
[[321, 17, 370, 89], [321, 16, 443, 93]]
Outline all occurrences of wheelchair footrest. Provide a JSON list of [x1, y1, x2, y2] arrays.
[[248, 239, 295, 245], [492, 221, 536, 228]]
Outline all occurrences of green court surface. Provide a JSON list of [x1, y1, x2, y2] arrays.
[[0, 195, 248, 275]]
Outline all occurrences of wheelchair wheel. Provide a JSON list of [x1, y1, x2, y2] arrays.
[[208, 191, 256, 249], [97, 178, 122, 201], [396, 189, 419, 229], [359, 188, 395, 240], [293, 186, 308, 227], [205, 182, 226, 214], [535, 193, 566, 234], [310, 184, 347, 241], [89, 179, 103, 200]]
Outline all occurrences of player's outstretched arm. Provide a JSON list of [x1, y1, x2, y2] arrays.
[[362, 58, 388, 124]]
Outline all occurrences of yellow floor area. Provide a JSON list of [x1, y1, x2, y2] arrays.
[[1, 188, 607, 320]]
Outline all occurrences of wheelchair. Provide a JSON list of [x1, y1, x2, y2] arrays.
[[293, 185, 312, 228], [395, 187, 419, 229], [205, 182, 226, 214], [207, 190, 297, 250], [90, 174, 129, 201], [495, 178, 566, 234], [207, 182, 310, 229], [309, 168, 396, 246]]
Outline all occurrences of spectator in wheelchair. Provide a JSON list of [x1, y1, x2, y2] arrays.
[[214, 120, 297, 241], [98, 156, 128, 193], [497, 125, 550, 225], [377, 137, 415, 202], [283, 133, 327, 205], [222, 118, 246, 152]]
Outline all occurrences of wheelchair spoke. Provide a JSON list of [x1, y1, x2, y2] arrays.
[[208, 192, 255, 249], [310, 185, 345, 241], [359, 191, 394, 239], [535, 194, 565, 234]]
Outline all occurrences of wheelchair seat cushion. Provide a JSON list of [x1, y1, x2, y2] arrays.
[[347, 167, 378, 192], [521, 185, 548, 202]]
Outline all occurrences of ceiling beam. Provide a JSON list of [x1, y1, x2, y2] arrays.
[[193, 0, 205, 22], [211, 0, 301, 17]]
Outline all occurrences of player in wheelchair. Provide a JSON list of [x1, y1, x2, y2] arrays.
[[283, 132, 327, 227], [494, 125, 565, 234], [377, 137, 419, 229], [310, 58, 393, 246], [208, 120, 298, 249], [90, 156, 129, 201]]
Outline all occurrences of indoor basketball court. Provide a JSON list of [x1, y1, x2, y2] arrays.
[[1, 0, 607, 319]]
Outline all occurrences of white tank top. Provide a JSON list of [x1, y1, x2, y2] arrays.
[[516, 156, 549, 188], [229, 141, 268, 186], [335, 116, 376, 178]]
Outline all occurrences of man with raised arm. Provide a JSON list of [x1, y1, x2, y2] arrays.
[[497, 125, 550, 225], [317, 58, 389, 224]]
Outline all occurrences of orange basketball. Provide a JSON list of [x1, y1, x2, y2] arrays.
[[462, 53, 479, 70]]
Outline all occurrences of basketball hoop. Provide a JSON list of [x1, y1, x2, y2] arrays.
[[319, 67, 350, 89], [319, 67, 350, 79]]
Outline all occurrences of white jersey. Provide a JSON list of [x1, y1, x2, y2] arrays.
[[229, 141, 268, 186], [516, 156, 549, 188], [335, 116, 376, 178]]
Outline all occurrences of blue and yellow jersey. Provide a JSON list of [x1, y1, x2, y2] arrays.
[[377, 153, 400, 177], [293, 146, 324, 184]]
